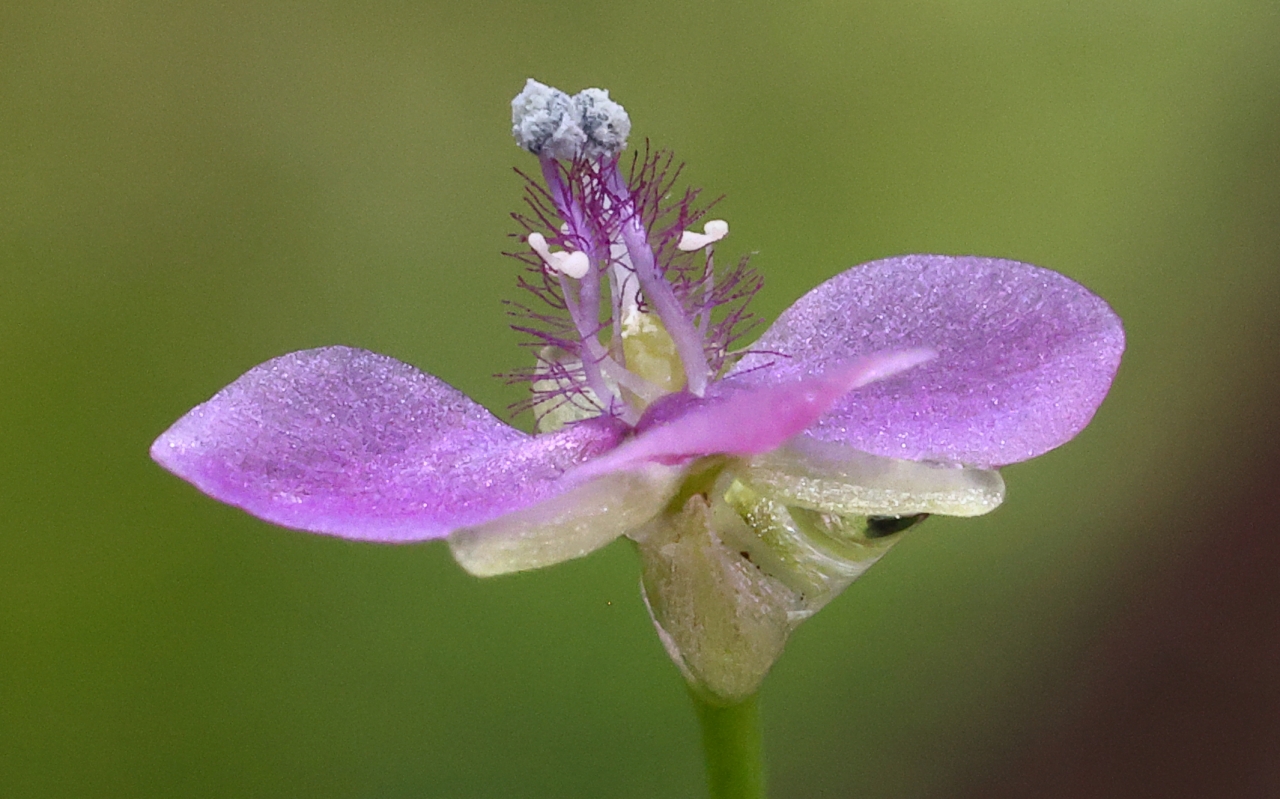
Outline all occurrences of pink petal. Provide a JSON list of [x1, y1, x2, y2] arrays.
[[727, 255, 1125, 467], [151, 347, 626, 542], [568, 349, 934, 480]]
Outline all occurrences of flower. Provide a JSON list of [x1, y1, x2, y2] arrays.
[[151, 80, 1125, 701]]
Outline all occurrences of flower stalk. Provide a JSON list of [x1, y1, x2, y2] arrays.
[[693, 690, 767, 799]]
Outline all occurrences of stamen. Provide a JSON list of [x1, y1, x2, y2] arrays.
[[528, 232, 591, 279], [677, 219, 729, 252], [605, 166, 712, 396], [509, 80, 761, 417]]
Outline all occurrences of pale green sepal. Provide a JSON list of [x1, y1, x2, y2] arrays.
[[742, 436, 1005, 517], [449, 466, 680, 577], [634, 489, 804, 704], [716, 480, 899, 618]]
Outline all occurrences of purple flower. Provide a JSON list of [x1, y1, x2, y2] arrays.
[[152, 80, 1124, 700]]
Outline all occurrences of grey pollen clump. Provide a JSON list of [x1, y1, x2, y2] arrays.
[[511, 79, 631, 160], [573, 87, 631, 159]]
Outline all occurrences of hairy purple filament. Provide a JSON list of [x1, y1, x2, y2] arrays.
[[509, 145, 761, 425], [599, 163, 712, 395]]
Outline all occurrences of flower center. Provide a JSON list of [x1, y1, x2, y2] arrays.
[[508, 79, 761, 429]]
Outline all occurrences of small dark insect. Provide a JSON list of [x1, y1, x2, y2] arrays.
[[865, 513, 929, 538]]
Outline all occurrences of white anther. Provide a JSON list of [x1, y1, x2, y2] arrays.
[[558, 251, 590, 279], [528, 232, 591, 279], [677, 219, 730, 251]]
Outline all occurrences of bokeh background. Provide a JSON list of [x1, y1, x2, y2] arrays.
[[4, 2, 1279, 797]]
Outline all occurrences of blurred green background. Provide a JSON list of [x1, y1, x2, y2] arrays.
[[4, 2, 1279, 797]]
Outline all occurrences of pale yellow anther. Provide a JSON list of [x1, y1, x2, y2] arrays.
[[620, 308, 685, 394], [528, 232, 591, 279], [677, 219, 729, 252]]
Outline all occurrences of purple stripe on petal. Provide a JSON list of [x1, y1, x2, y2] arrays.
[[151, 346, 626, 542], [569, 349, 934, 480], [728, 255, 1125, 467]]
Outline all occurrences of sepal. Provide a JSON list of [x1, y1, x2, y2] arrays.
[[633, 489, 801, 703], [631, 456, 931, 702], [450, 466, 679, 576], [741, 436, 1004, 518]]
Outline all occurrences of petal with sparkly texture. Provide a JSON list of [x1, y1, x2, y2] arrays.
[[150, 346, 627, 542], [728, 255, 1125, 467], [568, 349, 935, 480]]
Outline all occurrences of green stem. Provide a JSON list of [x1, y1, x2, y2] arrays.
[[691, 690, 767, 799]]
